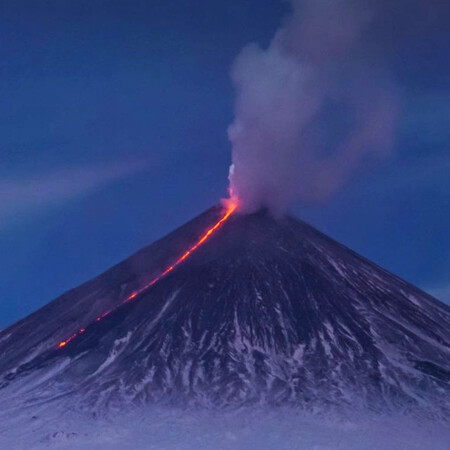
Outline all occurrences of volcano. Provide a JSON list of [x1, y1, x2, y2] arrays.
[[0, 206, 449, 417]]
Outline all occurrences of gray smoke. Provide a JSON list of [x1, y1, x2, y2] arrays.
[[228, 0, 401, 214]]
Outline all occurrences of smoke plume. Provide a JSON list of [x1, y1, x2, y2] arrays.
[[228, 0, 400, 214]]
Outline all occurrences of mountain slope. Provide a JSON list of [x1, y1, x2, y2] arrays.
[[1, 206, 449, 415]]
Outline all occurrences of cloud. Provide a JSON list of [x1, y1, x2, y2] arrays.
[[227, 0, 443, 214], [0, 159, 147, 227]]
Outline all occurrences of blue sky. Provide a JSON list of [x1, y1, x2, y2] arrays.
[[0, 0, 449, 328]]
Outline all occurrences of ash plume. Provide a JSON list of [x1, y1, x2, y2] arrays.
[[228, 0, 401, 215]]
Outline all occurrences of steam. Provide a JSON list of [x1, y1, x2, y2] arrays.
[[228, 0, 400, 214]]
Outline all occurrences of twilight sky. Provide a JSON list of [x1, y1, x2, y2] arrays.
[[0, 0, 449, 329]]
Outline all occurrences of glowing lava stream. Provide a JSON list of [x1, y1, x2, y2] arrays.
[[57, 200, 238, 349]]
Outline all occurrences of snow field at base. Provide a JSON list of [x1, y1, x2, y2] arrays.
[[1, 404, 449, 450]]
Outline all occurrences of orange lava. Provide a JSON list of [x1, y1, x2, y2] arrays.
[[56, 199, 238, 349]]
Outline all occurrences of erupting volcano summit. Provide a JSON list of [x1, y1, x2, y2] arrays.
[[0, 204, 449, 416]]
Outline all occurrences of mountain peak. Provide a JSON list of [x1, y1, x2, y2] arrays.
[[1, 206, 449, 415]]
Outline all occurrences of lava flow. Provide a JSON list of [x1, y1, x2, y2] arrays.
[[57, 199, 239, 349]]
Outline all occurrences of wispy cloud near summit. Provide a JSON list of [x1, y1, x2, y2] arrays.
[[0, 159, 147, 228]]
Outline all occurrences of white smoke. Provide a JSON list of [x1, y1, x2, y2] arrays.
[[228, 0, 400, 215]]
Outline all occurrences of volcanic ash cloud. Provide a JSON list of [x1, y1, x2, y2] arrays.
[[228, 0, 400, 215]]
